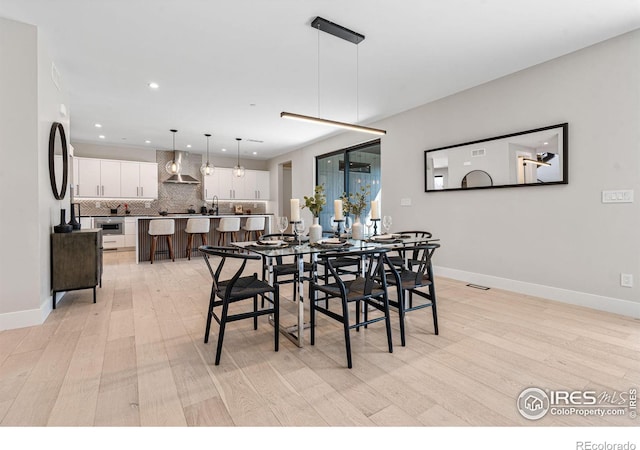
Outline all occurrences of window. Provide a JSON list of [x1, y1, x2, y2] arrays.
[[315, 140, 381, 230]]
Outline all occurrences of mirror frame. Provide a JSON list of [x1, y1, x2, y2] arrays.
[[48, 121, 68, 200], [424, 123, 568, 192]]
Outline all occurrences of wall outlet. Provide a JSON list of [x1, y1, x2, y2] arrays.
[[400, 198, 412, 206], [620, 273, 633, 288], [95, 202, 101, 208], [145, 202, 150, 208], [602, 190, 634, 203]]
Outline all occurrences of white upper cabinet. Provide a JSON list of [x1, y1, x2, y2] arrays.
[[202, 168, 270, 201], [255, 170, 270, 200], [74, 157, 157, 199], [138, 163, 158, 199], [121, 161, 158, 199]]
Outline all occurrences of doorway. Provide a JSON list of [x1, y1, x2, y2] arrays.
[[280, 161, 292, 231]]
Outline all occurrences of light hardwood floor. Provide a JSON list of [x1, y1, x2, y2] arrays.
[[0, 250, 638, 426]]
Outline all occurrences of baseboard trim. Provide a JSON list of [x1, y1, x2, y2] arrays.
[[0, 296, 53, 331], [435, 266, 640, 319]]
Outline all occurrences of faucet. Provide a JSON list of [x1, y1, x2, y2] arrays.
[[212, 195, 219, 215]]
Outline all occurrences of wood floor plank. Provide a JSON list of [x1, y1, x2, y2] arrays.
[[0, 250, 637, 427]]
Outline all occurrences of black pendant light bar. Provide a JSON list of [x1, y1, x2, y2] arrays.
[[311, 16, 365, 44]]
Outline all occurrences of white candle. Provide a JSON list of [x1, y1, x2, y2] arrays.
[[371, 200, 379, 219], [334, 199, 343, 220], [290, 198, 300, 222]]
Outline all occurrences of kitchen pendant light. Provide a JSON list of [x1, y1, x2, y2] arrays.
[[281, 16, 386, 136], [165, 129, 182, 175], [232, 138, 245, 178], [200, 133, 214, 176]]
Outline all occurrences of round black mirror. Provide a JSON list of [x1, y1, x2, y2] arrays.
[[48, 122, 68, 200], [461, 170, 493, 189]]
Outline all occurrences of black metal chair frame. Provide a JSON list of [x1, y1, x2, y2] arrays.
[[384, 242, 440, 346], [259, 233, 314, 302], [309, 248, 393, 369], [387, 230, 433, 268], [199, 245, 279, 365]]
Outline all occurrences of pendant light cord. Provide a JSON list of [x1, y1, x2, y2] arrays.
[[356, 44, 359, 123], [317, 23, 321, 119]]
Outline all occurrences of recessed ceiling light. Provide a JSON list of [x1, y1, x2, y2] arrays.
[[252, 151, 257, 155], [543, 142, 549, 145], [145, 140, 151, 144], [94, 123, 102, 128], [186, 144, 192, 148], [98, 135, 105, 139], [221, 148, 227, 152], [148, 82, 159, 89]]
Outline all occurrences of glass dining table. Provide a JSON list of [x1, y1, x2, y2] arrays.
[[231, 234, 439, 347]]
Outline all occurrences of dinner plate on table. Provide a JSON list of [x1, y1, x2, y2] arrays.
[[257, 239, 286, 246], [317, 238, 349, 247], [371, 234, 397, 241]]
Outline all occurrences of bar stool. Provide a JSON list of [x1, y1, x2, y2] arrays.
[[185, 218, 210, 260], [149, 218, 175, 264], [242, 216, 265, 241], [217, 217, 241, 246]]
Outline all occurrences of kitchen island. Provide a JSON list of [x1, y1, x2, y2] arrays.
[[134, 214, 271, 263]]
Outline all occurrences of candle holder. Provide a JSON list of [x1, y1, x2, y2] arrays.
[[333, 219, 344, 238], [371, 218, 380, 236], [290, 220, 303, 246]]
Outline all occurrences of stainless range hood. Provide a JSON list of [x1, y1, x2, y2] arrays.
[[164, 150, 200, 184]]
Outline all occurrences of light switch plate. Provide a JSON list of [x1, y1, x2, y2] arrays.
[[400, 198, 412, 206], [602, 190, 634, 203], [621, 273, 633, 288]]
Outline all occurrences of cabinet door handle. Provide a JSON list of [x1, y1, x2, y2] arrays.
[[76, 185, 80, 196], [141, 186, 143, 197], [101, 185, 104, 196], [230, 189, 232, 198], [137, 187, 139, 196], [97, 185, 100, 196], [205, 189, 208, 199]]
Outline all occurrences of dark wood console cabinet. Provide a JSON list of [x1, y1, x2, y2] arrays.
[[51, 229, 103, 309]]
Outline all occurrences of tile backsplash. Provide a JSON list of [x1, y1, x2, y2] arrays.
[[75, 150, 267, 217]]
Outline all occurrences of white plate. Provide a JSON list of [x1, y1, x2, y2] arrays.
[[372, 234, 396, 241], [257, 239, 285, 246], [319, 238, 342, 244]]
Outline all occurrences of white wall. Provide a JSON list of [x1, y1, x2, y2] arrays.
[[0, 17, 70, 329], [269, 29, 640, 317]]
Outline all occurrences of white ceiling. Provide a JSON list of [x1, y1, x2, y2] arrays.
[[2, 0, 639, 159]]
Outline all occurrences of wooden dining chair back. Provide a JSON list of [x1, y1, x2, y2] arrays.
[[384, 242, 440, 346], [388, 230, 433, 268], [309, 248, 393, 368], [199, 245, 279, 365], [259, 233, 314, 302]]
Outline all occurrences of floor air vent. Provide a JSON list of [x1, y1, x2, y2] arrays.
[[466, 283, 490, 290]]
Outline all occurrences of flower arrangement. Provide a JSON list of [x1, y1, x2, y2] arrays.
[[302, 185, 326, 218], [341, 184, 370, 217]]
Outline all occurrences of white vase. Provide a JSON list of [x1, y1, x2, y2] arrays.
[[352, 215, 363, 240], [309, 217, 322, 243]]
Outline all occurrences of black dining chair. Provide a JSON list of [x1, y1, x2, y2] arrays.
[[199, 245, 280, 365], [387, 230, 433, 268], [309, 248, 393, 369], [259, 233, 315, 302], [383, 242, 440, 346]]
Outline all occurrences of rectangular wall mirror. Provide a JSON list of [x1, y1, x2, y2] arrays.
[[424, 123, 568, 192]]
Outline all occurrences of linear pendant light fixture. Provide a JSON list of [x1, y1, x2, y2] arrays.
[[281, 16, 386, 136]]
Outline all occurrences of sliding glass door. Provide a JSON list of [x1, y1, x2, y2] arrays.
[[316, 140, 381, 231]]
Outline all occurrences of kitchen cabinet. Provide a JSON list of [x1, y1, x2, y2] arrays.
[[75, 157, 121, 198], [120, 161, 158, 199], [206, 168, 270, 200], [51, 229, 102, 309], [203, 171, 221, 201], [124, 217, 136, 248]]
